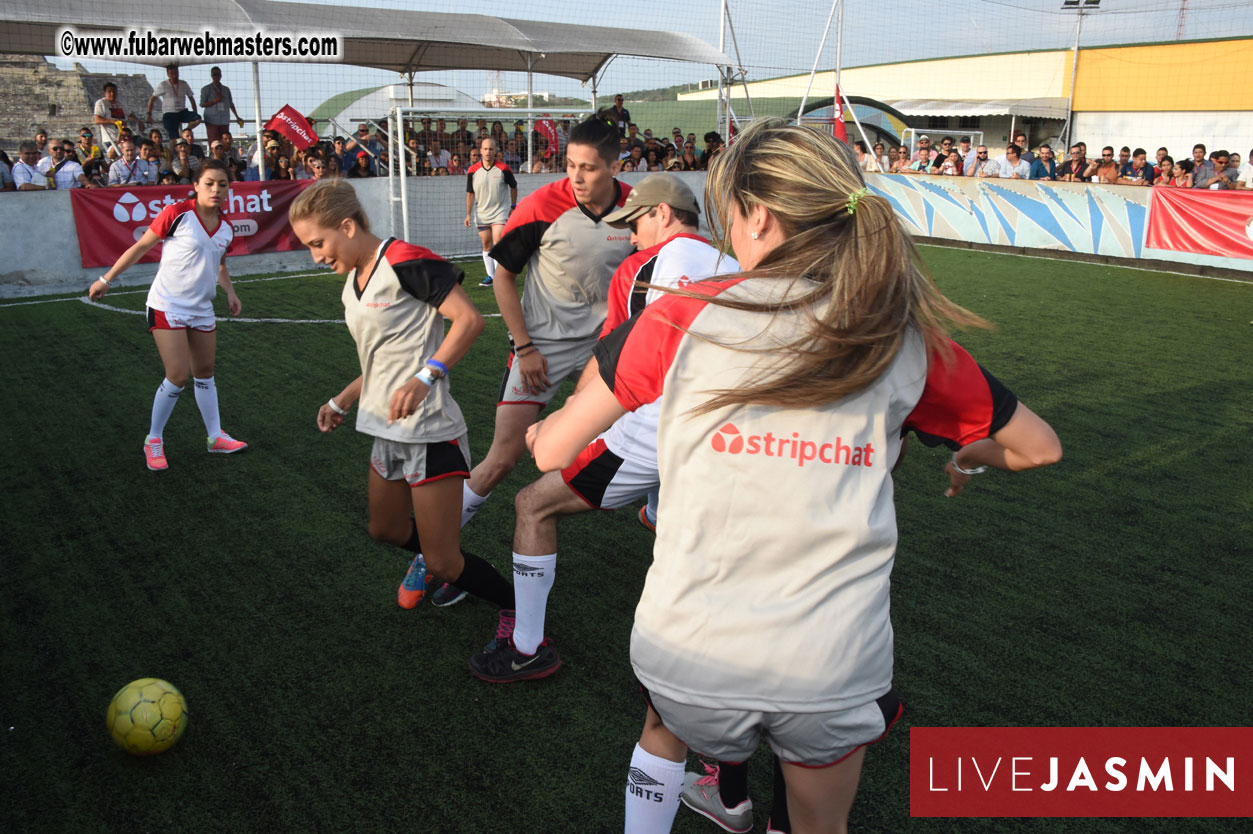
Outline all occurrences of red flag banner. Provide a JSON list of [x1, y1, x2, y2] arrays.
[[534, 118, 559, 157], [265, 104, 319, 151], [70, 181, 313, 268], [833, 86, 848, 142], [910, 727, 1251, 818], [1145, 187, 1253, 260]]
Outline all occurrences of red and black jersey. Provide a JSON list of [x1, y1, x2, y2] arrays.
[[489, 178, 634, 342]]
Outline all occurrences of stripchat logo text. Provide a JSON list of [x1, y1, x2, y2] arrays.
[[710, 422, 874, 468]]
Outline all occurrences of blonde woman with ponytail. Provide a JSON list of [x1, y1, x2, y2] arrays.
[[528, 119, 1062, 834]]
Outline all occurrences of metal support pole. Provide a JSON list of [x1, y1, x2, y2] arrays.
[[1062, 11, 1082, 151], [717, 0, 726, 139], [526, 55, 534, 172], [252, 62, 265, 181]]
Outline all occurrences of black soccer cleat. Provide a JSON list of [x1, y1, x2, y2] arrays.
[[468, 636, 561, 683]]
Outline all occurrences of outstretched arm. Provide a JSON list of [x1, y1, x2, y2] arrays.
[[944, 402, 1061, 497]]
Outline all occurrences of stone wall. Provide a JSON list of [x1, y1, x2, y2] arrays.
[[0, 55, 152, 151]]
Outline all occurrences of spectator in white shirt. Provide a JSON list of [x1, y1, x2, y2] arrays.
[[12, 143, 45, 190], [973, 145, 999, 177], [146, 64, 201, 163], [427, 138, 451, 172], [994, 144, 1030, 179], [36, 141, 90, 189], [1237, 147, 1253, 189]]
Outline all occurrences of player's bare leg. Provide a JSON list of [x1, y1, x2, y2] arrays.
[[144, 329, 193, 469], [514, 471, 591, 555], [462, 402, 542, 524], [779, 750, 865, 834]]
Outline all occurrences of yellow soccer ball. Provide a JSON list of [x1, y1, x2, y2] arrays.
[[106, 678, 188, 756]]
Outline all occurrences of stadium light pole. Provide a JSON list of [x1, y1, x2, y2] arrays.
[[1060, 0, 1100, 152]]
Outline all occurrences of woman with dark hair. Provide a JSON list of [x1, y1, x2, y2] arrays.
[[273, 155, 293, 180], [88, 160, 247, 470], [526, 118, 1061, 833], [678, 140, 700, 171], [347, 150, 374, 178]]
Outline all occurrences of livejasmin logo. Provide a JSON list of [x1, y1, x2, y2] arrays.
[[710, 422, 874, 468], [927, 754, 1235, 794], [111, 189, 276, 241]]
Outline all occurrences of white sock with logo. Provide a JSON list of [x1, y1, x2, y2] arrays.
[[461, 481, 489, 528], [148, 378, 183, 439], [482, 252, 495, 280], [510, 552, 555, 655], [624, 743, 685, 834], [644, 489, 659, 526], [192, 377, 223, 439]]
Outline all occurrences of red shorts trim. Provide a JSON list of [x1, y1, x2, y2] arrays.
[[561, 438, 624, 510], [497, 400, 546, 407], [147, 308, 185, 331], [784, 701, 904, 769], [408, 470, 471, 488]]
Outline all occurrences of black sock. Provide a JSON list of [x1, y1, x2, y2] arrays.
[[452, 551, 515, 610], [770, 754, 791, 833], [401, 520, 421, 554], [718, 760, 749, 808]]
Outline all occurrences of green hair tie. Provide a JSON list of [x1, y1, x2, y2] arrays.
[[847, 186, 869, 216]]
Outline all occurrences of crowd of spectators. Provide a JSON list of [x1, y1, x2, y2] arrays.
[[2, 78, 1248, 194], [866, 131, 1251, 190]]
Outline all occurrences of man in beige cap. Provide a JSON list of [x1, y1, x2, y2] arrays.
[[468, 173, 739, 683]]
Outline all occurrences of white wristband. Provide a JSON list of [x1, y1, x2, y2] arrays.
[[98, 275, 115, 287], [327, 398, 348, 416], [414, 366, 437, 387], [951, 453, 987, 476]]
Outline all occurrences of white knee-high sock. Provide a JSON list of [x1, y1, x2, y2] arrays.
[[645, 489, 659, 526], [624, 743, 685, 834], [461, 481, 490, 527], [148, 378, 184, 439], [193, 377, 222, 439], [482, 252, 495, 280], [511, 552, 556, 655]]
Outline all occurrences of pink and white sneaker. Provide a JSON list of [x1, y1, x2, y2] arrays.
[[206, 433, 248, 454], [144, 437, 168, 471]]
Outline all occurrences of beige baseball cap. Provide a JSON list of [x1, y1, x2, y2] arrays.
[[604, 174, 700, 228]]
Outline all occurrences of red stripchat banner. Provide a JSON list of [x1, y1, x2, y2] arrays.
[[1145, 188, 1253, 260], [70, 180, 312, 268], [910, 727, 1251, 817]]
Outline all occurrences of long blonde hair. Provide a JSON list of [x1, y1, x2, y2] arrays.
[[690, 118, 986, 413], [288, 178, 370, 233]]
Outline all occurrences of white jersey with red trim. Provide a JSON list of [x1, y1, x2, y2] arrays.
[[144, 200, 232, 318], [598, 233, 738, 469], [345, 238, 468, 444], [595, 276, 1018, 712]]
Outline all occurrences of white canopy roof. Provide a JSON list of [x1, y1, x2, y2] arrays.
[[886, 97, 1070, 120], [1, 0, 731, 81]]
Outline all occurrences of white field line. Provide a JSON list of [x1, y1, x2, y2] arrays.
[[0, 269, 501, 319]]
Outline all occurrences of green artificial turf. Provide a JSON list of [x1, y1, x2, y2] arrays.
[[0, 247, 1249, 833]]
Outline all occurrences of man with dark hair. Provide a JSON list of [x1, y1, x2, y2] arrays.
[[610, 94, 631, 138], [1013, 132, 1035, 166], [625, 122, 645, 152], [93, 81, 144, 154], [1084, 146, 1120, 184], [146, 65, 201, 161], [701, 131, 725, 169], [958, 136, 977, 175], [468, 174, 737, 682], [1117, 147, 1154, 186], [1058, 144, 1087, 182], [1029, 145, 1058, 180], [1195, 150, 1236, 189], [448, 117, 634, 608]]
